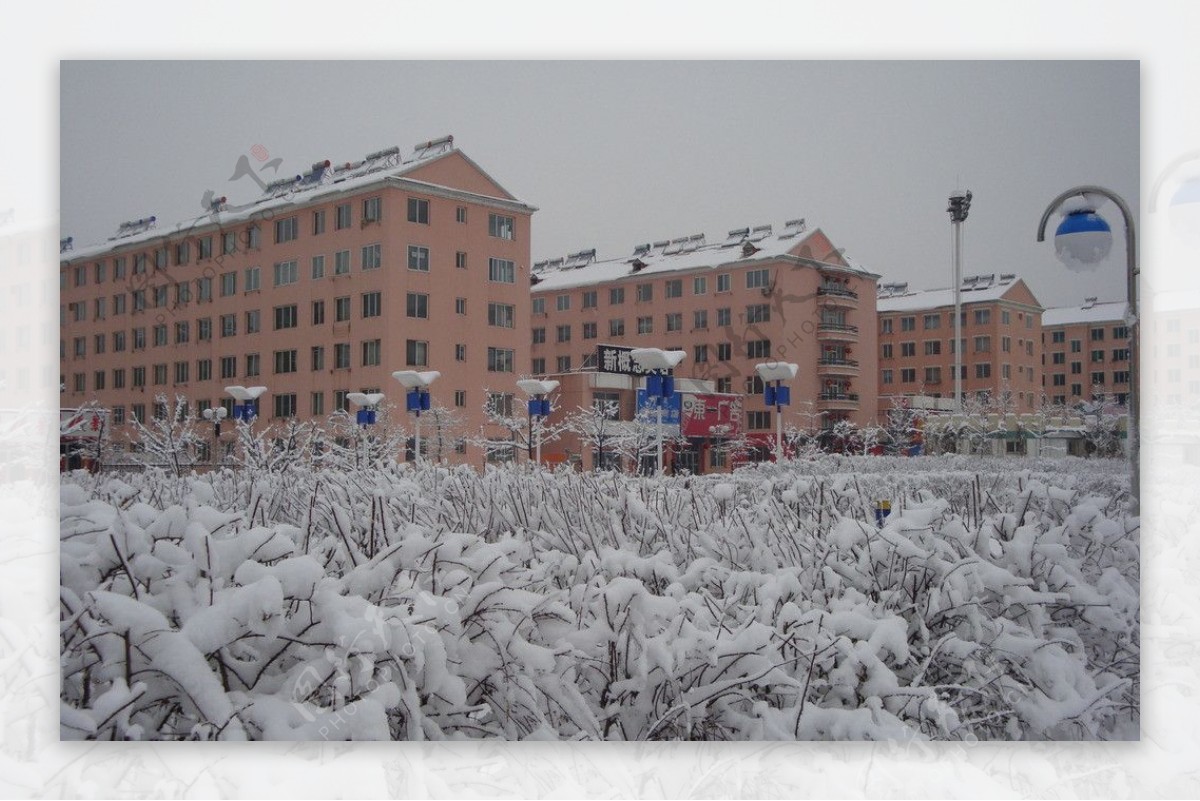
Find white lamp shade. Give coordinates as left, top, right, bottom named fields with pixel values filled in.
left=202, top=407, right=228, bottom=421
left=755, top=362, right=799, bottom=382
left=516, top=379, right=560, bottom=396
left=1054, top=208, right=1113, bottom=272
left=347, top=392, right=386, bottom=407
left=392, top=370, right=441, bottom=388
left=630, top=348, right=687, bottom=371
left=225, top=385, right=268, bottom=402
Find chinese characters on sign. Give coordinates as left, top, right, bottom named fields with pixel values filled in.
left=596, top=344, right=670, bottom=376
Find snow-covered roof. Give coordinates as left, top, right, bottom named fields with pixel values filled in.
left=64, top=136, right=528, bottom=263
left=1042, top=299, right=1127, bottom=327
left=531, top=220, right=874, bottom=292
left=876, top=273, right=1028, bottom=313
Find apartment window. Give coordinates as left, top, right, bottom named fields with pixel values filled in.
left=334, top=343, right=351, bottom=369
left=1071, top=340, right=1082, bottom=353
left=974, top=309, right=991, bottom=325
left=153, top=364, right=167, bottom=385
left=153, top=324, right=168, bottom=347
left=1091, top=371, right=1106, bottom=386
left=694, top=344, right=709, bottom=363
left=133, top=254, right=147, bottom=275
left=1001, top=364, right=1012, bottom=380
left=1053, top=374, right=1066, bottom=386
left=152, top=248, right=167, bottom=270
left=408, top=198, right=429, bottom=224
left=747, top=411, right=772, bottom=430
left=1113, top=370, right=1130, bottom=385
left=901, top=368, right=917, bottom=383
left=488, top=258, right=515, bottom=283
left=975, top=363, right=991, bottom=379
left=1112, top=348, right=1129, bottom=362
left=582, top=290, right=598, bottom=309
left=311, top=346, right=324, bottom=371
left=215, top=231, right=234, bottom=257
left=73, top=336, right=86, bottom=357
left=407, top=246, right=430, bottom=272
left=923, top=314, right=940, bottom=330
left=746, top=269, right=770, bottom=290
left=532, top=297, right=545, bottom=315
left=173, top=361, right=189, bottom=384
left=112, top=257, right=126, bottom=279
left=273, top=394, right=297, bottom=419
left=576, top=322, right=596, bottom=341
left=313, top=209, right=326, bottom=236
left=610, top=287, right=625, bottom=305
left=1002, top=336, right=1012, bottom=353
left=901, top=316, right=916, bottom=332
left=456, top=206, right=467, bottom=224
left=900, top=342, right=915, bottom=357
left=310, top=391, right=325, bottom=416
left=881, top=369, right=893, bottom=385
left=693, top=276, right=707, bottom=295
left=454, top=297, right=467, bottom=316
left=1071, top=361, right=1082, bottom=375
left=245, top=310, right=261, bottom=334
left=362, top=339, right=382, bottom=367
left=335, top=250, right=351, bottom=275
left=637, top=316, right=653, bottom=335
left=272, top=260, right=297, bottom=287
left=488, top=213, right=514, bottom=240
left=406, top=293, right=428, bottom=319
left=114, top=331, right=127, bottom=351
left=336, top=203, right=352, bottom=230
left=694, top=310, right=708, bottom=330
left=153, top=286, right=168, bottom=308
left=133, top=327, right=146, bottom=349
left=312, top=300, right=325, bottom=325
left=747, top=339, right=771, bottom=358
left=1050, top=330, right=1065, bottom=344
left=717, top=343, right=731, bottom=361
left=489, top=302, right=515, bottom=328
left=1071, top=383, right=1083, bottom=396
left=556, top=295, right=571, bottom=312
left=398, top=338, right=426, bottom=367
left=245, top=353, right=261, bottom=377
left=556, top=356, right=572, bottom=372
left=531, top=357, right=546, bottom=374
left=274, top=304, right=298, bottom=330
left=532, top=327, right=546, bottom=344
left=1001, top=310, right=1012, bottom=325
left=1091, top=349, right=1105, bottom=362
left=355, top=291, right=380, bottom=319
left=113, top=294, right=127, bottom=315
left=361, top=196, right=382, bottom=223
left=176, top=283, right=191, bottom=305
left=1052, top=352, right=1065, bottom=365
left=636, top=283, right=653, bottom=303
left=1113, top=325, right=1129, bottom=339
left=332, top=390, right=350, bottom=413
left=716, top=274, right=731, bottom=293
left=746, top=304, right=770, bottom=324
left=197, top=359, right=211, bottom=381
left=487, top=347, right=514, bottom=372
left=556, top=324, right=572, bottom=343
left=196, top=277, right=212, bottom=302
left=113, top=369, right=126, bottom=389
left=666, top=313, right=683, bottom=332
left=361, top=243, right=382, bottom=271
left=219, top=357, right=236, bottom=379
left=609, top=319, right=625, bottom=337
left=714, top=308, right=730, bottom=328
left=335, top=296, right=351, bottom=322
left=881, top=318, right=893, bottom=334
left=175, top=321, right=189, bottom=344
left=274, top=216, right=298, bottom=244
left=132, top=366, right=146, bottom=387
left=455, top=344, right=467, bottom=361
left=244, top=266, right=261, bottom=292
left=665, top=279, right=683, bottom=299
left=974, top=336, right=991, bottom=353
left=1090, top=327, right=1105, bottom=341
left=924, top=341, right=941, bottom=356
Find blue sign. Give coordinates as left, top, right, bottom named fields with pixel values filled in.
left=406, top=390, right=431, bottom=412
left=636, top=389, right=681, bottom=424
left=528, top=398, right=551, bottom=418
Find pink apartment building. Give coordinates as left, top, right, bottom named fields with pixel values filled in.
left=528, top=220, right=880, bottom=469
left=59, top=136, right=536, bottom=465
left=876, top=274, right=1044, bottom=417
left=1040, top=298, right=1132, bottom=406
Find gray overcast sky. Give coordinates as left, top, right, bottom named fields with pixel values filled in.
left=60, top=60, right=1137, bottom=309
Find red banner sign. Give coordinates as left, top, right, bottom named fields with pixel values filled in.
left=681, top=393, right=743, bottom=438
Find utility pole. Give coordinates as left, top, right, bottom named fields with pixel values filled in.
left=947, top=190, right=972, bottom=412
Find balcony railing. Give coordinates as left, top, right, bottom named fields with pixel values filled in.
left=817, top=321, right=859, bottom=333
left=816, top=357, right=859, bottom=368
left=817, top=285, right=859, bottom=299
left=818, top=392, right=860, bottom=402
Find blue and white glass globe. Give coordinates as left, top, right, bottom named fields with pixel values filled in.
left=1054, top=204, right=1113, bottom=273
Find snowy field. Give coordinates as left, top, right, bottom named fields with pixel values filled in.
left=59, top=455, right=1138, bottom=741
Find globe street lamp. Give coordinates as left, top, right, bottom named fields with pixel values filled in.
left=1037, top=186, right=1138, bottom=513
left=756, top=361, right=799, bottom=463
left=201, top=406, right=227, bottom=464
left=347, top=392, right=385, bottom=468
left=947, top=189, right=972, bottom=411
left=392, top=370, right=440, bottom=464
left=630, top=348, right=687, bottom=475
left=517, top=378, right=560, bottom=468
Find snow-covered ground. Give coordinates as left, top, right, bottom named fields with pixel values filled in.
left=59, top=455, right=1138, bottom=741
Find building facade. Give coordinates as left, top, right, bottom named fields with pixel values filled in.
left=528, top=220, right=881, bottom=465
left=1040, top=298, right=1132, bottom=406
left=59, top=137, right=536, bottom=465
left=876, top=274, right=1044, bottom=417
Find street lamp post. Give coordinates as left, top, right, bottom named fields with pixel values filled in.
left=756, top=362, right=799, bottom=463
left=947, top=189, right=972, bottom=412
left=392, top=371, right=440, bottom=464
left=1037, top=186, right=1138, bottom=513
left=347, top=392, right=385, bottom=468
left=630, top=348, right=687, bottom=475
left=201, top=406, right=227, bottom=464
left=222, top=385, right=267, bottom=465
left=516, top=379, right=560, bottom=468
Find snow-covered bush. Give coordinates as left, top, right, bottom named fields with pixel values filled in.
left=60, top=455, right=1138, bottom=741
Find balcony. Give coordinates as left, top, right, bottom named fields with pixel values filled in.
left=816, top=357, right=860, bottom=377
left=817, top=285, right=859, bottom=308
left=817, top=392, right=860, bottom=410
left=817, top=321, right=859, bottom=342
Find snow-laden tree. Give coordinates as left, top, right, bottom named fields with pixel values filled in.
left=471, top=388, right=570, bottom=464
left=564, top=400, right=625, bottom=470
left=612, top=405, right=689, bottom=474
left=316, top=405, right=410, bottom=470
left=127, top=394, right=205, bottom=476
left=421, top=404, right=467, bottom=464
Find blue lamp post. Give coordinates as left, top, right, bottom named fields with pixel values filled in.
left=347, top=392, right=385, bottom=467
left=391, top=371, right=440, bottom=464
left=517, top=378, right=560, bottom=467
left=1037, top=186, right=1138, bottom=513
left=630, top=348, right=687, bottom=474
left=756, top=362, right=799, bottom=462
left=225, top=385, right=267, bottom=422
